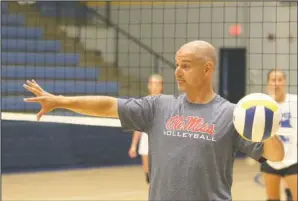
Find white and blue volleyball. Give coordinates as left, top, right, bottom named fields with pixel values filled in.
left=233, top=93, right=282, bottom=142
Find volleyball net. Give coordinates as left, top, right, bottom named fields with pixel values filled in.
left=2, top=1, right=297, bottom=117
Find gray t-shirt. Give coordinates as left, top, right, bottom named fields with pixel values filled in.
left=117, top=94, right=264, bottom=201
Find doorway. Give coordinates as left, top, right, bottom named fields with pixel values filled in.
left=219, top=48, right=246, bottom=104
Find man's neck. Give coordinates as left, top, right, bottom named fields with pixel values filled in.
left=186, top=86, right=216, bottom=104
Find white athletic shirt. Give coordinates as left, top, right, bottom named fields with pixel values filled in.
left=267, top=93, right=297, bottom=169
left=138, top=132, right=149, bottom=155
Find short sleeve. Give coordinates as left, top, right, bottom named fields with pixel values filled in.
left=117, top=95, right=159, bottom=133
left=233, top=127, right=264, bottom=160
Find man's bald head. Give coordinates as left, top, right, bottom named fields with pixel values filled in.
left=176, top=40, right=217, bottom=66
left=175, top=40, right=216, bottom=93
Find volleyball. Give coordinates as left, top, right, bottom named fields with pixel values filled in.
left=233, top=93, right=282, bottom=142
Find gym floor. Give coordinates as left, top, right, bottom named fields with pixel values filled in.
left=2, top=159, right=279, bottom=200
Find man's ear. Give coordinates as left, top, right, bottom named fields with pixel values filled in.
left=204, top=62, right=213, bottom=73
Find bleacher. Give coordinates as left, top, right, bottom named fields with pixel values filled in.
left=1, top=2, right=119, bottom=113
left=2, top=39, right=61, bottom=52
left=36, top=1, right=93, bottom=19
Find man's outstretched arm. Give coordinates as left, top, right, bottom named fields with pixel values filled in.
left=24, top=95, right=119, bottom=119
left=23, top=80, right=119, bottom=120
left=54, top=96, right=118, bottom=118
left=23, top=80, right=157, bottom=134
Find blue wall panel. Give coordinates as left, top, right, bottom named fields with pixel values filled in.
left=2, top=120, right=140, bottom=173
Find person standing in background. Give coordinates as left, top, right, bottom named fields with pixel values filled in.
left=260, top=69, right=297, bottom=201
left=128, top=74, right=164, bottom=184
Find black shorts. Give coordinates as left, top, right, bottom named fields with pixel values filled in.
left=260, top=162, right=298, bottom=177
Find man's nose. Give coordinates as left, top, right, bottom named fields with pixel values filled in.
left=175, top=68, right=183, bottom=77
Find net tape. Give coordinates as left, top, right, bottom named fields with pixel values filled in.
left=1, top=112, right=121, bottom=127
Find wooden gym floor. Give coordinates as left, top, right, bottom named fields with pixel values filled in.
left=2, top=159, right=276, bottom=201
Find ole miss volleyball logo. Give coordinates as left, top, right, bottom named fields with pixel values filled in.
left=163, top=115, right=216, bottom=141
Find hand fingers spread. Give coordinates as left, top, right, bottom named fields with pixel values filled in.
left=23, top=97, right=44, bottom=102
left=26, top=80, right=35, bottom=87
left=26, top=80, right=42, bottom=92
left=37, top=110, right=44, bottom=121
left=31, top=79, right=43, bottom=91
left=23, top=84, right=41, bottom=96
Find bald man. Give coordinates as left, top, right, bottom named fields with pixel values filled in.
left=23, top=40, right=284, bottom=201
left=128, top=74, right=164, bottom=184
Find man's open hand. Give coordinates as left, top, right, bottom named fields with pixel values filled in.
left=23, top=80, right=58, bottom=120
